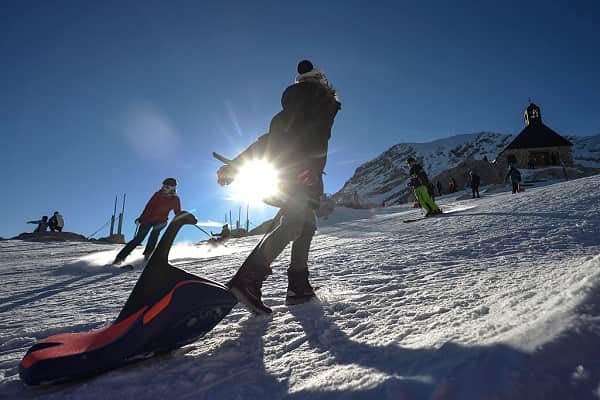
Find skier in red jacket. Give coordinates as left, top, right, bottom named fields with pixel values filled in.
left=113, top=178, right=181, bottom=265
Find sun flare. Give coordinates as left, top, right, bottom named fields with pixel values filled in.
left=229, top=159, right=279, bottom=205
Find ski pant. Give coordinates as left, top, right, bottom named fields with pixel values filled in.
left=472, top=184, right=480, bottom=198
left=115, top=221, right=167, bottom=261
left=414, top=185, right=440, bottom=214
left=241, top=196, right=317, bottom=284
left=512, top=182, right=520, bottom=194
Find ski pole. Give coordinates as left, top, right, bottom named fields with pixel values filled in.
left=193, top=224, right=213, bottom=238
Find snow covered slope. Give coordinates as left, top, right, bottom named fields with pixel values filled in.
left=2, top=176, right=600, bottom=399
left=337, top=132, right=600, bottom=205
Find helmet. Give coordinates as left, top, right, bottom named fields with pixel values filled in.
left=162, top=178, right=177, bottom=186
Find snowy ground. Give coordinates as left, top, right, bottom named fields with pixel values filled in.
left=2, top=176, right=600, bottom=399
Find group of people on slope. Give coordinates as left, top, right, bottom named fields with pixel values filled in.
left=413, top=161, right=524, bottom=204
left=27, top=211, right=64, bottom=233
left=101, top=59, right=529, bottom=317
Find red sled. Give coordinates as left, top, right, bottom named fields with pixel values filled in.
left=19, top=212, right=237, bottom=385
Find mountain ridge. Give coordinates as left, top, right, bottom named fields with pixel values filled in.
left=335, top=132, right=600, bottom=206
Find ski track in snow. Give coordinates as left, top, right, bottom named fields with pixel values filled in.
left=2, top=176, right=600, bottom=399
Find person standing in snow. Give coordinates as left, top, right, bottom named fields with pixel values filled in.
left=448, top=176, right=456, bottom=193
left=48, top=211, right=64, bottom=232
left=469, top=171, right=481, bottom=198
left=27, top=216, right=49, bottom=233
left=436, top=181, right=443, bottom=196
left=407, top=157, right=441, bottom=217
left=505, top=165, right=522, bottom=194
left=113, top=178, right=181, bottom=265
left=217, top=59, right=341, bottom=314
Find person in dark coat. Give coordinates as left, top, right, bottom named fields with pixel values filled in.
left=469, top=171, right=481, bottom=198
left=448, top=177, right=456, bottom=193
left=48, top=211, right=64, bottom=232
left=27, top=216, right=49, bottom=233
left=217, top=60, right=341, bottom=314
left=113, top=178, right=181, bottom=264
left=436, top=181, right=443, bottom=196
left=505, top=165, right=522, bottom=194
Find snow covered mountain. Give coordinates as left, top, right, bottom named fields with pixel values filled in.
left=2, top=176, right=600, bottom=399
left=336, top=132, right=600, bottom=206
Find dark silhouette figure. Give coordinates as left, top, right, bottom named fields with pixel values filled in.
left=27, top=216, right=49, bottom=233
left=217, top=59, right=341, bottom=314
left=505, top=165, right=522, bottom=194
left=436, top=181, right=443, bottom=196
left=48, top=211, right=64, bottom=232
left=448, top=177, right=457, bottom=193
left=469, top=171, right=481, bottom=198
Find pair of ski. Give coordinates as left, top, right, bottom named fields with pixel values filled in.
left=403, top=212, right=445, bottom=223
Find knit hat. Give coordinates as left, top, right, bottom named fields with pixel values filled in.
left=163, top=178, right=177, bottom=186
left=407, top=157, right=416, bottom=163
left=297, top=60, right=314, bottom=75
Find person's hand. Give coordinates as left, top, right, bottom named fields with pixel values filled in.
left=135, top=218, right=140, bottom=225
left=217, top=165, right=235, bottom=186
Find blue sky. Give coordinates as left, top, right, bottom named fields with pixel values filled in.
left=2, top=0, right=599, bottom=241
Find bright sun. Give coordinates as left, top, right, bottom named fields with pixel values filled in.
left=229, top=159, right=280, bottom=205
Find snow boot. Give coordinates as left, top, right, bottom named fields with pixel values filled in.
left=286, top=269, right=316, bottom=306
left=227, top=264, right=272, bottom=315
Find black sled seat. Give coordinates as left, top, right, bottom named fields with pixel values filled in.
left=20, top=211, right=237, bottom=385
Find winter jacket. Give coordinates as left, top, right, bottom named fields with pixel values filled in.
left=49, top=214, right=64, bottom=229
left=138, top=192, right=181, bottom=224
left=232, top=80, right=341, bottom=204
left=470, top=174, right=481, bottom=187
left=506, top=168, right=522, bottom=184
left=408, top=163, right=429, bottom=188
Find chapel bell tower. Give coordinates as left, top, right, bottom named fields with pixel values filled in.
left=524, top=102, right=542, bottom=127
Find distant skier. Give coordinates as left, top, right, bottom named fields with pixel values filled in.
left=436, top=181, right=443, bottom=196
left=448, top=177, right=456, bottom=193
left=217, top=59, right=341, bottom=314
left=505, top=165, right=522, bottom=194
left=27, top=216, right=49, bottom=233
left=48, top=211, right=64, bottom=232
left=113, top=178, right=181, bottom=265
left=407, top=157, right=441, bottom=217
left=469, top=171, right=481, bottom=198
